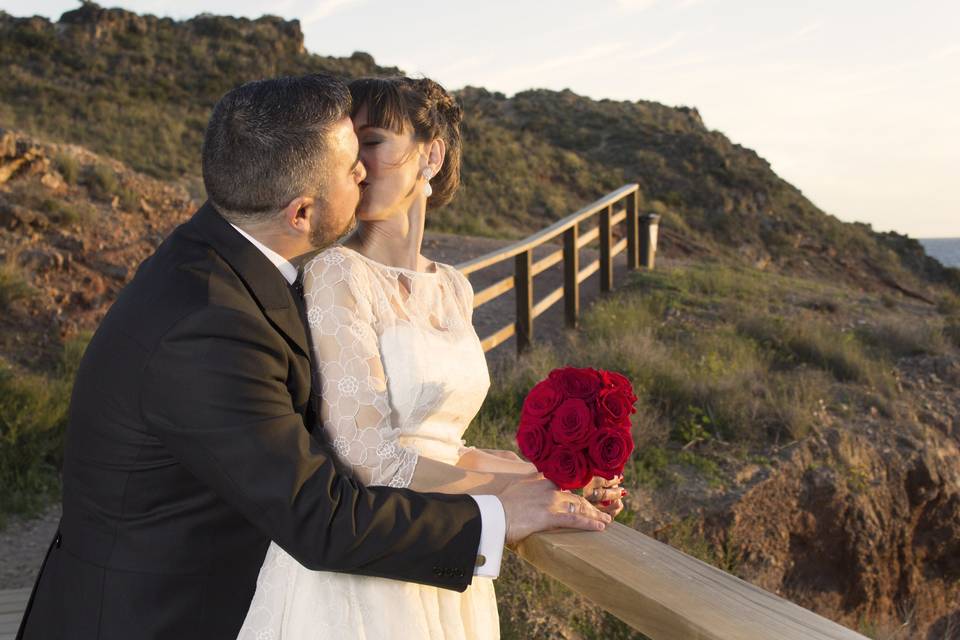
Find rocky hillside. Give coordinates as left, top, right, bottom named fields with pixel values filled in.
left=0, top=129, right=194, bottom=368
left=1, top=4, right=956, bottom=299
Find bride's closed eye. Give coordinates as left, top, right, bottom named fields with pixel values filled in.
left=360, top=134, right=385, bottom=146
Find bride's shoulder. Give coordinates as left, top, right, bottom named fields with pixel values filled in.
left=437, top=261, right=470, bottom=288
left=437, top=263, right=475, bottom=313
left=302, top=245, right=369, bottom=288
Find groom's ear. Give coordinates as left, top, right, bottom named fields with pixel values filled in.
left=281, top=196, right=316, bottom=237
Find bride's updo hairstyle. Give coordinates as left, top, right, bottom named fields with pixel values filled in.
left=349, top=77, right=463, bottom=208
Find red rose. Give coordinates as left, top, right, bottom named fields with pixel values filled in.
left=588, top=427, right=635, bottom=479
left=520, top=379, right=563, bottom=424
left=596, top=388, right=634, bottom=429
left=548, top=367, right=603, bottom=401
left=516, top=419, right=553, bottom=463
left=601, top=370, right=637, bottom=405
left=543, top=446, right=592, bottom=490
left=548, top=398, right=595, bottom=447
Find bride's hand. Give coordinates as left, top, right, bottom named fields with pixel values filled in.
left=581, top=474, right=625, bottom=519
left=457, top=448, right=538, bottom=475
left=478, top=448, right=524, bottom=463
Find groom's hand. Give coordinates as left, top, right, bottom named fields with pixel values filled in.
left=498, top=476, right=612, bottom=545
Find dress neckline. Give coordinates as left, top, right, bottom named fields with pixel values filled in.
left=339, top=245, right=442, bottom=277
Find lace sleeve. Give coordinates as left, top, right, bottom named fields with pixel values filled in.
left=301, top=249, right=419, bottom=488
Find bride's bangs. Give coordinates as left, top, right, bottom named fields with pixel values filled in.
left=349, top=78, right=408, bottom=135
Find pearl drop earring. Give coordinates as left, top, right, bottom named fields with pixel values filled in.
left=422, top=167, right=434, bottom=198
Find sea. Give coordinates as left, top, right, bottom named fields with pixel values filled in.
left=920, top=238, right=960, bottom=268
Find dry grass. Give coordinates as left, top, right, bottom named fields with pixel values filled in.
left=0, top=259, right=34, bottom=309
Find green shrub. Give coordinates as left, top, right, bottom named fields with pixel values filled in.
left=944, top=320, right=960, bottom=349
left=631, top=446, right=673, bottom=488
left=54, top=152, right=79, bottom=185
left=659, top=516, right=740, bottom=572
left=757, top=369, right=830, bottom=441
left=787, top=324, right=869, bottom=382
left=84, top=162, right=119, bottom=200
left=0, top=365, right=70, bottom=522
left=82, top=163, right=139, bottom=209
left=937, top=294, right=960, bottom=316
left=856, top=318, right=947, bottom=358
left=675, top=450, right=724, bottom=487
left=0, top=260, right=34, bottom=309
left=0, top=333, right=91, bottom=525
left=671, top=405, right=713, bottom=445
left=39, top=197, right=98, bottom=226
left=738, top=315, right=886, bottom=387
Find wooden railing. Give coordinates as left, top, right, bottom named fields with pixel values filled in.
left=455, top=184, right=661, bottom=354
left=516, top=524, right=868, bottom=640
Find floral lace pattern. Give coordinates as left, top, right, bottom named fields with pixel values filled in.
left=237, top=245, right=497, bottom=639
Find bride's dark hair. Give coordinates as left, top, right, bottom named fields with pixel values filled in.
left=348, top=76, right=463, bottom=208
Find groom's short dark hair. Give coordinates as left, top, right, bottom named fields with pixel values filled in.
left=202, top=74, right=352, bottom=223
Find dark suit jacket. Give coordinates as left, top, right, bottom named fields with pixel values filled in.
left=17, top=203, right=482, bottom=639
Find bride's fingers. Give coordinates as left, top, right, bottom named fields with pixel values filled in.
left=587, top=486, right=626, bottom=503
left=597, top=498, right=624, bottom=518
left=600, top=474, right=624, bottom=488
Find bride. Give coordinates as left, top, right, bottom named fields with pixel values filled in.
left=237, top=76, right=624, bottom=639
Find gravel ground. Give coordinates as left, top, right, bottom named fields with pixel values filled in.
left=0, top=505, right=59, bottom=589
left=1, top=231, right=656, bottom=587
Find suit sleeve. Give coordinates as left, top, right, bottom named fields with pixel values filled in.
left=139, top=305, right=481, bottom=591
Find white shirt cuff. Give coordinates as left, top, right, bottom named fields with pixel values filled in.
left=469, top=494, right=505, bottom=578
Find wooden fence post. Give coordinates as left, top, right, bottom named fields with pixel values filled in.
left=640, top=213, right=661, bottom=270
left=626, top=190, right=639, bottom=270
left=563, top=224, right=580, bottom=330
left=599, top=205, right=613, bottom=292
left=515, top=250, right=533, bottom=354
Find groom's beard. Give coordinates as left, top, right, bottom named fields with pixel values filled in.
left=335, top=213, right=358, bottom=244
left=310, top=207, right=358, bottom=252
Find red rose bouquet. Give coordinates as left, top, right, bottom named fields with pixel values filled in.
left=516, top=367, right=637, bottom=490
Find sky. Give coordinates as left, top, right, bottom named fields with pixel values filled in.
left=5, top=0, right=959, bottom=238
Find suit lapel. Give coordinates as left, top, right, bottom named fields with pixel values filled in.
left=189, top=202, right=310, bottom=358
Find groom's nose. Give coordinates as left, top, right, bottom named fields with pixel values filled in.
left=357, top=161, right=367, bottom=184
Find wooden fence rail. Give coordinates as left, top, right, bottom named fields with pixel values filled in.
left=455, top=184, right=661, bottom=353
left=516, top=524, right=868, bottom=640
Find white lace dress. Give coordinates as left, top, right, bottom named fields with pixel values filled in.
left=237, top=245, right=497, bottom=639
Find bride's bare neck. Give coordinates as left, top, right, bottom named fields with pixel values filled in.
left=345, top=201, right=430, bottom=272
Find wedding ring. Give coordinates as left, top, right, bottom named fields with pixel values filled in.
left=591, top=487, right=602, bottom=501
left=567, top=502, right=577, bottom=514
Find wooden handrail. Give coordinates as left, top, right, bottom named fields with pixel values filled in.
left=516, top=524, right=868, bottom=640
left=456, top=184, right=658, bottom=354
left=457, top=184, right=640, bottom=276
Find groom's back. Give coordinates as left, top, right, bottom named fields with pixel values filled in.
left=18, top=207, right=307, bottom=639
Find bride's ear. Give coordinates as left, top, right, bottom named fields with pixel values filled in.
left=425, top=138, right=445, bottom=177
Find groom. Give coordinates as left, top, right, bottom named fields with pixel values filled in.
left=17, top=74, right=609, bottom=639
